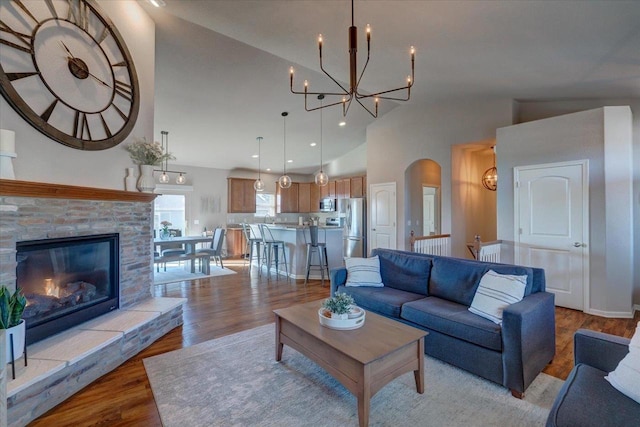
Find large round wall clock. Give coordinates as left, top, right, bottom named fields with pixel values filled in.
left=0, top=0, right=139, bottom=150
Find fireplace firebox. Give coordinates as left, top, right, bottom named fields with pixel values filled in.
left=16, top=233, right=120, bottom=345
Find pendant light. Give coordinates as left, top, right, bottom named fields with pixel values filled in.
left=481, top=146, right=498, bottom=191
left=254, top=137, right=265, bottom=192
left=278, top=112, right=292, bottom=189
left=315, top=95, right=329, bottom=186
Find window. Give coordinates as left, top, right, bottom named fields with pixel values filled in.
left=154, top=194, right=186, bottom=236
left=255, top=193, right=275, bottom=217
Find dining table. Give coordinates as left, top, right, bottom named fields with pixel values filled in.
left=154, top=235, right=213, bottom=273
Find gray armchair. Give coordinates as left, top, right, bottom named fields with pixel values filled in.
left=546, top=329, right=640, bottom=426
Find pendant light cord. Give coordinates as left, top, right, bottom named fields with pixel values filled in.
left=283, top=113, right=287, bottom=175
left=319, top=98, right=323, bottom=171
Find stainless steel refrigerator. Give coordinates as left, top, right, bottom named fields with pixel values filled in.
left=341, top=198, right=366, bottom=258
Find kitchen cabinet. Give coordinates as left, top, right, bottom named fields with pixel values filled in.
left=319, top=180, right=336, bottom=199
left=227, top=178, right=256, bottom=213
left=337, top=178, right=351, bottom=200
left=277, top=182, right=299, bottom=213
left=350, top=176, right=364, bottom=198
left=225, top=227, right=245, bottom=258
left=310, top=183, right=320, bottom=212
left=298, top=183, right=311, bottom=213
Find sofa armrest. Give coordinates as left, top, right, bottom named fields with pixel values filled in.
left=502, top=291, right=556, bottom=394
left=574, top=329, right=630, bottom=372
left=330, top=267, right=347, bottom=296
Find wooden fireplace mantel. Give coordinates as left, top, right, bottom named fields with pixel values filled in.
left=0, top=179, right=157, bottom=202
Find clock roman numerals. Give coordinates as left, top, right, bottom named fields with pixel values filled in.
left=0, top=20, right=34, bottom=54
left=114, top=80, right=133, bottom=102
left=6, top=72, right=39, bottom=81
left=40, top=99, right=59, bottom=122
left=44, top=0, right=58, bottom=19
left=99, top=113, right=112, bottom=138
left=67, top=0, right=90, bottom=32
left=12, top=0, right=38, bottom=25
left=74, top=111, right=92, bottom=141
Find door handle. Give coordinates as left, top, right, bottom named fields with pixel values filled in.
left=573, top=242, right=583, bottom=248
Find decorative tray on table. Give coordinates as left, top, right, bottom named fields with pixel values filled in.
left=318, top=306, right=366, bottom=330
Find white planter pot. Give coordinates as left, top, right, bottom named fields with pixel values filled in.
left=5, top=319, right=26, bottom=362
left=137, top=164, right=156, bottom=193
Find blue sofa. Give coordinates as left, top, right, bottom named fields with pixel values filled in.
left=546, top=329, right=640, bottom=426
left=330, top=248, right=556, bottom=397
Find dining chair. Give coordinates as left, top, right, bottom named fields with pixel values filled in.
left=259, top=224, right=289, bottom=280
left=160, top=229, right=185, bottom=271
left=197, top=227, right=225, bottom=270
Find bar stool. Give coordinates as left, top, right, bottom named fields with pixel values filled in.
left=241, top=223, right=261, bottom=270
left=259, top=224, right=289, bottom=280
left=303, top=225, right=329, bottom=285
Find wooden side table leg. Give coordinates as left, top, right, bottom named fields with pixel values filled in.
left=414, top=338, right=425, bottom=394
left=357, top=364, right=371, bottom=427
left=275, top=315, right=283, bottom=361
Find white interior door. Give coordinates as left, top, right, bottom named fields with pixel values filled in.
left=369, top=182, right=397, bottom=251
left=423, top=193, right=435, bottom=235
left=514, top=160, right=589, bottom=310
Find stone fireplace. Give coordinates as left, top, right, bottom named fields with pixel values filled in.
left=0, top=180, right=186, bottom=427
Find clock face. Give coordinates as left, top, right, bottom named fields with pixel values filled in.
left=0, top=0, right=140, bottom=150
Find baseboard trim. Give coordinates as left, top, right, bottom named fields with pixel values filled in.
left=585, top=307, right=634, bottom=319
left=634, top=304, right=640, bottom=314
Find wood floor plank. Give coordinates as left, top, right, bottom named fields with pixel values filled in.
left=27, top=263, right=639, bottom=426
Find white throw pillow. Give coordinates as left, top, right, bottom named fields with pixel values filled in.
left=468, top=269, right=527, bottom=324
left=345, top=256, right=383, bottom=287
left=605, top=322, right=640, bottom=404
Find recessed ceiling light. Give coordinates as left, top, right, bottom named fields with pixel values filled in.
left=266, top=168, right=271, bottom=171
left=287, top=160, right=293, bottom=163
left=310, top=142, right=317, bottom=147
left=148, top=0, right=166, bottom=7
left=251, top=154, right=259, bottom=158
left=339, top=121, right=346, bottom=127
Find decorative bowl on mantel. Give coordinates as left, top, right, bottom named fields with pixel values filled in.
left=318, top=306, right=366, bottom=330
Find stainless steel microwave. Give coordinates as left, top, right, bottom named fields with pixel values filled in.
left=319, top=198, right=337, bottom=212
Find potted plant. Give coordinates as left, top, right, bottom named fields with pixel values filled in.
left=159, top=221, right=172, bottom=240
left=124, top=137, right=174, bottom=193
left=0, top=285, right=27, bottom=362
left=321, top=292, right=355, bottom=320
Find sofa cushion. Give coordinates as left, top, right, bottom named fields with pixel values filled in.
left=605, top=322, right=640, bottom=404
left=335, top=285, right=424, bottom=319
left=429, top=257, right=534, bottom=306
left=547, top=363, right=640, bottom=427
left=468, top=270, right=527, bottom=324
left=345, top=256, right=383, bottom=287
left=401, top=297, right=503, bottom=351
left=373, top=248, right=432, bottom=295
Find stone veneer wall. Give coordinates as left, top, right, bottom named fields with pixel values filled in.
left=0, top=196, right=154, bottom=306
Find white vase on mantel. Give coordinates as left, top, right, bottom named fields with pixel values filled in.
left=125, top=167, right=137, bottom=192
left=137, top=164, right=156, bottom=193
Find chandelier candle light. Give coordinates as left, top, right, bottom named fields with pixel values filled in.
left=315, top=95, right=328, bottom=186
left=289, top=0, right=415, bottom=117
left=254, top=137, right=265, bottom=192
left=156, top=131, right=187, bottom=185
left=278, top=112, right=292, bottom=189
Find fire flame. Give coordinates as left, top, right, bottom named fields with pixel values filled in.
left=44, top=278, right=60, bottom=298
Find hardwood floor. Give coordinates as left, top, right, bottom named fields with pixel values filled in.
left=29, top=263, right=639, bottom=426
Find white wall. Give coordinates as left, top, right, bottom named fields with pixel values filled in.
left=324, top=143, right=367, bottom=178
left=366, top=99, right=513, bottom=253
left=0, top=1, right=155, bottom=190
left=497, top=107, right=635, bottom=315
left=515, top=99, right=640, bottom=308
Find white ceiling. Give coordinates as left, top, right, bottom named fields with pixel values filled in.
left=141, top=0, right=640, bottom=174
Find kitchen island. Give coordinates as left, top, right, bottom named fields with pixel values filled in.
left=250, top=224, right=344, bottom=280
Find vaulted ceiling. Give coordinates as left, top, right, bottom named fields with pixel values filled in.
left=142, top=0, right=640, bottom=174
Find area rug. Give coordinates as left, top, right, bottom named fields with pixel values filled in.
left=144, top=324, right=564, bottom=427
left=153, top=264, right=236, bottom=285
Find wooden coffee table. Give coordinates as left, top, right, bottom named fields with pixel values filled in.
left=274, top=300, right=427, bottom=427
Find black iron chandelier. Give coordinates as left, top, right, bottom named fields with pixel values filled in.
left=289, top=0, right=415, bottom=118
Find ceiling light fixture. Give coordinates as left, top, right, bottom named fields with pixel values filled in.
left=315, top=95, right=329, bottom=187
left=154, top=131, right=186, bottom=185
left=289, top=0, right=414, bottom=118
left=254, top=137, right=265, bottom=192
left=482, top=146, right=498, bottom=191
left=278, top=112, right=292, bottom=189
left=339, top=121, right=346, bottom=127
left=148, top=0, right=166, bottom=8
left=310, top=142, right=317, bottom=147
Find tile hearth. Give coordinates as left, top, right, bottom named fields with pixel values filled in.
left=7, top=297, right=185, bottom=427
